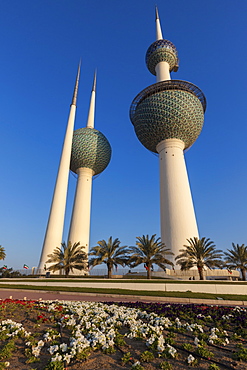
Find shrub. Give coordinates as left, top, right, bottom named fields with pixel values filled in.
left=45, top=361, right=64, bottom=370
left=121, top=352, right=132, bottom=365
left=160, top=361, right=173, bottom=369
left=233, top=344, right=247, bottom=361
left=208, top=364, right=220, bottom=370
left=140, top=350, right=155, bottom=362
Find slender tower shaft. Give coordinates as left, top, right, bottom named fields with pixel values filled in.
left=38, top=65, right=80, bottom=271
left=68, top=167, right=94, bottom=251
left=68, top=73, right=96, bottom=253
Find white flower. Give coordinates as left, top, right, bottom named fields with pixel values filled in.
left=32, top=347, right=41, bottom=357
left=157, top=335, right=165, bottom=352
left=167, top=344, right=177, bottom=358
left=187, top=354, right=195, bottom=364
left=60, top=343, right=68, bottom=352
left=175, top=317, right=182, bottom=328
left=223, top=337, right=229, bottom=346
left=37, top=340, right=45, bottom=348
left=194, top=336, right=199, bottom=347
left=63, top=353, right=72, bottom=364
left=51, top=353, right=62, bottom=362
left=70, top=347, right=76, bottom=357
left=132, top=361, right=141, bottom=368
left=43, top=332, right=51, bottom=341
left=48, top=344, right=59, bottom=355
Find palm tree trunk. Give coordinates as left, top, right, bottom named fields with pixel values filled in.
left=198, top=266, right=204, bottom=280
left=146, top=264, right=152, bottom=279
left=241, top=268, right=246, bottom=281
left=108, top=265, right=112, bottom=279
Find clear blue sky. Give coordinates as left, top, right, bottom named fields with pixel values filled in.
left=0, top=0, right=247, bottom=270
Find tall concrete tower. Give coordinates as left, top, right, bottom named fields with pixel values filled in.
left=130, top=9, right=206, bottom=265
left=68, top=73, right=111, bottom=254
left=38, top=65, right=80, bottom=272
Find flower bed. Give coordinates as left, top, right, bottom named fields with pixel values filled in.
left=0, top=298, right=247, bottom=369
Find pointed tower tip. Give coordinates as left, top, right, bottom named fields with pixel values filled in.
left=155, top=6, right=159, bottom=20
left=71, top=61, right=81, bottom=106
left=92, top=69, right=97, bottom=92
left=155, top=6, right=163, bottom=40
left=78, top=59, right=81, bottom=76
left=86, top=71, right=96, bottom=128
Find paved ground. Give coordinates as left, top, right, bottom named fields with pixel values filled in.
left=0, top=288, right=141, bottom=302
left=0, top=288, right=246, bottom=306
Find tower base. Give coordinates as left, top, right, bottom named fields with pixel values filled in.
left=157, top=139, right=199, bottom=265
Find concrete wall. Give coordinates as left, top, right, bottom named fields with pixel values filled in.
left=152, top=269, right=240, bottom=280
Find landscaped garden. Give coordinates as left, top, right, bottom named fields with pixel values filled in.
left=0, top=298, right=247, bottom=369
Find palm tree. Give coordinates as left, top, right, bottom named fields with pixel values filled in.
left=46, top=241, right=87, bottom=277
left=175, top=237, right=223, bottom=280
left=224, top=243, right=247, bottom=281
left=0, top=246, right=6, bottom=261
left=89, top=237, right=130, bottom=278
left=128, top=234, right=173, bottom=279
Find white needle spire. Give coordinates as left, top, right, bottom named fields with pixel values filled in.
left=155, top=6, right=163, bottom=40
left=37, top=63, right=80, bottom=272
left=86, top=70, right=97, bottom=128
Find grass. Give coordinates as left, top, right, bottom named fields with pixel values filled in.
left=0, top=283, right=247, bottom=301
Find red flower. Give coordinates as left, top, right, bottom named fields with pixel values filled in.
left=37, top=314, right=48, bottom=322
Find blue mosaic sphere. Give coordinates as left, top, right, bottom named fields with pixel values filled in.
left=70, top=127, right=111, bottom=175
left=130, top=80, right=206, bottom=153
left=146, top=39, right=179, bottom=75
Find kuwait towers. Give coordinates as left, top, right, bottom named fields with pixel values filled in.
left=130, top=9, right=206, bottom=265
left=38, top=68, right=111, bottom=272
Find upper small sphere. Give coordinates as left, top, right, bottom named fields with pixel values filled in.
left=70, top=127, right=111, bottom=175
left=146, top=39, right=179, bottom=75
left=130, top=80, right=206, bottom=153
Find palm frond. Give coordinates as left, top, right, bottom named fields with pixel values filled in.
left=128, top=234, right=174, bottom=277
left=175, top=237, right=224, bottom=279
left=46, top=241, right=87, bottom=276
left=88, top=237, right=130, bottom=278
left=224, top=243, right=247, bottom=280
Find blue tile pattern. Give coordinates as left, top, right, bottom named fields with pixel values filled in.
left=130, top=81, right=205, bottom=153
left=146, top=39, right=179, bottom=75
left=70, top=127, right=111, bottom=175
